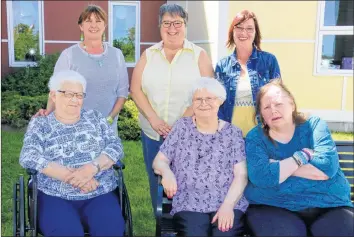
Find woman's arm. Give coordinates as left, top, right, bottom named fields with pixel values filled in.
left=292, top=164, right=329, bottom=180
left=198, top=49, right=214, bottom=77
left=270, top=54, right=281, bottom=79
left=222, top=161, right=248, bottom=207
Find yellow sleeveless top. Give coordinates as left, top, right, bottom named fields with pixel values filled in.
left=231, top=70, right=256, bottom=137
left=139, top=39, right=202, bottom=141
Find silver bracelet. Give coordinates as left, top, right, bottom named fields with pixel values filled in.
left=91, top=160, right=101, bottom=173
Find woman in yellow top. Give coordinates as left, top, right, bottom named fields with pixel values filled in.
left=215, top=10, right=281, bottom=137
left=130, top=3, right=214, bottom=213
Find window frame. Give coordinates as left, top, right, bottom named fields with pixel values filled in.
left=108, top=1, right=141, bottom=67
left=314, top=1, right=354, bottom=76
left=6, top=1, right=44, bottom=67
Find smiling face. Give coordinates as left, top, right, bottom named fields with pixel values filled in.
left=51, top=81, right=84, bottom=119
left=192, top=89, right=223, bottom=119
left=160, top=13, right=186, bottom=48
left=233, top=18, right=256, bottom=49
left=260, top=85, right=295, bottom=130
left=79, top=13, right=106, bottom=41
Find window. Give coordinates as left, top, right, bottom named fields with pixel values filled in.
left=109, top=1, right=140, bottom=67
left=6, top=1, right=44, bottom=67
left=315, top=1, right=353, bottom=76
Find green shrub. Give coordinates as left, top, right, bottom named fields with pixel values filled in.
left=1, top=93, right=48, bottom=128
left=118, top=98, right=141, bottom=140
left=1, top=53, right=60, bottom=96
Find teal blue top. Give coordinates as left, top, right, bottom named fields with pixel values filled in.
left=244, top=116, right=353, bottom=211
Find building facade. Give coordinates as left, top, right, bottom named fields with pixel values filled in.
left=1, top=1, right=353, bottom=130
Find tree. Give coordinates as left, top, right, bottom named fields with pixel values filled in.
left=113, top=26, right=136, bottom=62
left=13, top=23, right=40, bottom=61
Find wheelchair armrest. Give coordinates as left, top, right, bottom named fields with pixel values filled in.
left=113, top=160, right=125, bottom=170
left=26, top=169, right=38, bottom=176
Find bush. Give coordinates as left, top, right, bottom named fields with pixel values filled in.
left=1, top=93, right=48, bottom=128
left=1, top=53, right=60, bottom=96
left=118, top=98, right=141, bottom=141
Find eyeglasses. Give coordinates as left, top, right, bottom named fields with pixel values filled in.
left=193, top=97, right=218, bottom=105
left=234, top=25, right=255, bottom=33
left=161, top=20, right=184, bottom=28
left=57, top=90, right=86, bottom=99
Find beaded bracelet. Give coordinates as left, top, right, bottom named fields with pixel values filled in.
left=302, top=149, right=312, bottom=161
left=293, top=151, right=309, bottom=166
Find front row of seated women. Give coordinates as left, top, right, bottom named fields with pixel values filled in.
left=20, top=70, right=353, bottom=236
left=153, top=78, right=353, bottom=236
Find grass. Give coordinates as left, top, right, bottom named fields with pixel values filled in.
left=1, top=131, right=353, bottom=236
left=1, top=131, right=154, bottom=236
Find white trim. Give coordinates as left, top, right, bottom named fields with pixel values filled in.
left=6, top=1, right=44, bottom=67
left=45, top=40, right=80, bottom=44
left=261, top=39, right=315, bottom=43
left=108, top=1, right=140, bottom=65
left=140, top=42, right=158, bottom=45
left=191, top=40, right=215, bottom=44
left=314, top=1, right=353, bottom=76
left=217, top=1, right=229, bottom=62
left=341, top=77, right=348, bottom=110
left=1, top=39, right=8, bottom=43
left=300, top=109, right=353, bottom=123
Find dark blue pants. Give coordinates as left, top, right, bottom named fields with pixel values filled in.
left=141, top=130, right=164, bottom=216
left=173, top=210, right=245, bottom=236
left=246, top=204, right=354, bottom=236
left=38, top=191, right=125, bottom=236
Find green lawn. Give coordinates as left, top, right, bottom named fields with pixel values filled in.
left=1, top=131, right=353, bottom=236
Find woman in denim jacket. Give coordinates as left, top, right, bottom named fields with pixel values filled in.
left=215, top=10, right=281, bottom=137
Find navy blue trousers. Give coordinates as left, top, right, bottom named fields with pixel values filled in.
left=38, top=190, right=125, bottom=236
left=173, top=210, right=245, bottom=236
left=141, top=130, right=164, bottom=216
left=246, top=204, right=354, bottom=236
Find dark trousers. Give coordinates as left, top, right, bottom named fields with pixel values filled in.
left=246, top=204, right=354, bottom=236
left=173, top=210, right=245, bottom=236
left=38, top=191, right=125, bottom=236
left=141, top=130, right=164, bottom=216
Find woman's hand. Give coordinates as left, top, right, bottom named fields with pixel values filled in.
left=149, top=115, right=171, bottom=138
left=80, top=178, right=100, bottom=193
left=161, top=170, right=177, bottom=198
left=64, top=163, right=97, bottom=188
left=32, top=108, right=50, bottom=118
left=211, top=202, right=234, bottom=232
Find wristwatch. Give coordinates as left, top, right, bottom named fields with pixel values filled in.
left=106, top=116, right=114, bottom=125
left=91, top=160, right=101, bottom=173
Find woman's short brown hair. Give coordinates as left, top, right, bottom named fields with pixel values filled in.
left=255, top=78, right=307, bottom=140
left=78, top=4, right=107, bottom=25
left=226, top=10, right=262, bottom=50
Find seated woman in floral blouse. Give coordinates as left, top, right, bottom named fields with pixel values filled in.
left=152, top=77, right=249, bottom=236
left=19, top=70, right=125, bottom=236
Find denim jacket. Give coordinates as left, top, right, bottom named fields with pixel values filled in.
left=215, top=46, right=281, bottom=123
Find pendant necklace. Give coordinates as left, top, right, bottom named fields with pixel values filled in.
left=82, top=42, right=105, bottom=67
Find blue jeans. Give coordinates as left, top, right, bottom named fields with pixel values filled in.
left=38, top=191, right=125, bottom=236
left=141, top=130, right=164, bottom=216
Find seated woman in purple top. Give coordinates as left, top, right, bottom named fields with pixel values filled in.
left=152, top=77, right=249, bottom=236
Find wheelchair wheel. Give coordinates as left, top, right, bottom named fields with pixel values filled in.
left=122, top=183, right=133, bottom=237
left=13, top=176, right=26, bottom=237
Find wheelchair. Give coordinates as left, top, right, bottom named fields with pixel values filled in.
left=13, top=161, right=133, bottom=237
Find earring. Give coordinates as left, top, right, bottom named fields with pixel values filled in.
left=80, top=32, right=84, bottom=41
left=102, top=32, right=106, bottom=42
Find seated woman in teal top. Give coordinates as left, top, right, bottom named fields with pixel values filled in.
left=244, top=79, right=353, bottom=237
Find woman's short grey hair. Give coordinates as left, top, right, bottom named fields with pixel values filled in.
left=159, top=3, right=188, bottom=26
left=48, top=70, right=87, bottom=92
left=188, top=77, right=226, bottom=105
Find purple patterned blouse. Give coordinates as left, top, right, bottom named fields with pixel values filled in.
left=160, top=117, right=249, bottom=215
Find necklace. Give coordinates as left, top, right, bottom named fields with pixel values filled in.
left=82, top=42, right=105, bottom=67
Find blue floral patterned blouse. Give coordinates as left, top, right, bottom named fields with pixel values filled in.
left=19, top=109, right=124, bottom=200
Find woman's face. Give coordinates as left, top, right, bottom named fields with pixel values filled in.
left=233, top=18, right=256, bottom=49
left=192, top=89, right=223, bottom=119
left=51, top=81, right=85, bottom=118
left=260, top=85, right=295, bottom=130
left=160, top=13, right=186, bottom=48
left=79, top=13, right=106, bottom=41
